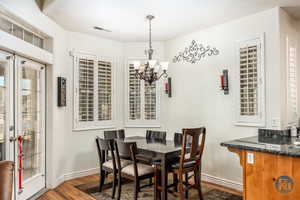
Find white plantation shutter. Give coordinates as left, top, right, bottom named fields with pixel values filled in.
left=287, top=38, right=298, bottom=124
left=98, top=61, right=112, bottom=121
left=144, top=74, right=156, bottom=120
left=78, top=58, right=94, bottom=122
left=236, top=36, right=265, bottom=126
left=128, top=64, right=141, bottom=120
left=239, top=45, right=258, bottom=116
left=74, top=54, right=115, bottom=130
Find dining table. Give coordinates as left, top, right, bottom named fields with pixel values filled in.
left=124, top=136, right=183, bottom=200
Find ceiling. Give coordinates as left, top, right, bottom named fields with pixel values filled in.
left=43, top=0, right=300, bottom=42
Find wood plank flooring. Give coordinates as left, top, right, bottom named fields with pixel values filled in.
left=38, top=174, right=242, bottom=199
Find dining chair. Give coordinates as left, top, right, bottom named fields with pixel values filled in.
left=146, top=130, right=166, bottom=142
left=95, top=137, right=131, bottom=198
left=104, top=129, right=125, bottom=139
left=170, top=127, right=206, bottom=200
left=115, top=140, right=155, bottom=200
left=0, top=161, right=14, bottom=200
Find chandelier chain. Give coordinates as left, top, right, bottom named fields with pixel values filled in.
left=149, top=16, right=152, bottom=50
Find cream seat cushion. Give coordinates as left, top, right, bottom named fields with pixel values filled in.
left=103, top=159, right=132, bottom=169
left=122, top=163, right=154, bottom=176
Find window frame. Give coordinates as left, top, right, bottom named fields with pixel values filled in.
left=124, top=58, right=161, bottom=128
left=73, top=53, right=116, bottom=131
left=286, top=37, right=298, bottom=125
left=235, top=34, right=266, bottom=127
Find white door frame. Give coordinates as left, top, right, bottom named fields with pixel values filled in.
left=0, top=50, right=14, bottom=162
left=15, top=56, right=46, bottom=200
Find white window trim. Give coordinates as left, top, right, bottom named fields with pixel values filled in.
left=124, top=58, right=161, bottom=128
left=72, top=52, right=117, bottom=131
left=235, top=34, right=266, bottom=127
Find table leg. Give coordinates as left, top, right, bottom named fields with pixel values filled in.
left=161, top=155, right=168, bottom=200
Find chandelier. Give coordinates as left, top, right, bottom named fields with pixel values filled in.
left=133, top=15, right=169, bottom=85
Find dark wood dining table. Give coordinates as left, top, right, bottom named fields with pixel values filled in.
left=124, top=136, right=182, bottom=200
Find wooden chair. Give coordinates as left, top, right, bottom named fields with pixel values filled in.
left=171, top=127, right=206, bottom=200
left=104, top=129, right=125, bottom=140
left=95, top=137, right=131, bottom=198
left=115, top=140, right=155, bottom=200
left=146, top=130, right=166, bottom=142
left=0, top=161, right=14, bottom=200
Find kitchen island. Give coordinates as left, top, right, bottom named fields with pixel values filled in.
left=221, top=133, right=300, bottom=200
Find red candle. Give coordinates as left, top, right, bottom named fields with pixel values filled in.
left=220, top=75, right=224, bottom=87
left=165, top=82, right=169, bottom=92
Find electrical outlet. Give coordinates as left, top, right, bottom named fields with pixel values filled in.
left=247, top=152, right=254, bottom=164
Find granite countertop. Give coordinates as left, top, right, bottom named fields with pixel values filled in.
left=221, top=136, right=300, bottom=158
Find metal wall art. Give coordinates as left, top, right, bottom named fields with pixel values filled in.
left=173, top=40, right=219, bottom=64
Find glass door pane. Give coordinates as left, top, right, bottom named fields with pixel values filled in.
left=0, top=52, right=13, bottom=162
left=0, top=61, right=6, bottom=161
left=21, top=66, right=42, bottom=180
left=16, top=57, right=45, bottom=200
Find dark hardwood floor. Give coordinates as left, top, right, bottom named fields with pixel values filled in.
left=38, top=174, right=242, bottom=199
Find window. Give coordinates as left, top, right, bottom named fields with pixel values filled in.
left=126, top=61, right=160, bottom=127
left=236, top=35, right=265, bottom=127
left=0, top=14, right=45, bottom=49
left=73, top=54, right=114, bottom=130
left=287, top=37, right=298, bottom=125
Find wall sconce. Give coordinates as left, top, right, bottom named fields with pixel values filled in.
left=164, top=77, right=172, bottom=97
left=220, top=69, right=229, bottom=95
left=57, top=77, right=67, bottom=107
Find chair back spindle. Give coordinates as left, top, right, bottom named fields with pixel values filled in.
left=96, top=137, right=117, bottom=170
left=104, top=129, right=125, bottom=140
left=146, top=130, right=166, bottom=142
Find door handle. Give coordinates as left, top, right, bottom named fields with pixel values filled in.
left=9, top=136, right=17, bottom=142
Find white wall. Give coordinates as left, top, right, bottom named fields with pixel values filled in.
left=163, top=8, right=281, bottom=185
left=278, top=9, right=300, bottom=127
left=62, top=31, right=124, bottom=178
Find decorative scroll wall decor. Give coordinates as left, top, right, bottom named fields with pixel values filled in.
left=173, top=40, right=219, bottom=64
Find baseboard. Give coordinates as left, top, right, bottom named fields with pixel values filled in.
left=63, top=167, right=100, bottom=181
left=55, top=168, right=243, bottom=192
left=202, top=173, right=243, bottom=191
left=56, top=174, right=65, bottom=187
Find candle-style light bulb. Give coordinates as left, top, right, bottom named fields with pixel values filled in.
left=133, top=61, right=141, bottom=70
left=148, top=60, right=157, bottom=69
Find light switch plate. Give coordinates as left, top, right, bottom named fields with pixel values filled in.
left=247, top=152, right=254, bottom=164
left=271, top=118, right=280, bottom=128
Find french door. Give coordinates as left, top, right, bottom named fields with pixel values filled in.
left=0, top=50, right=46, bottom=200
